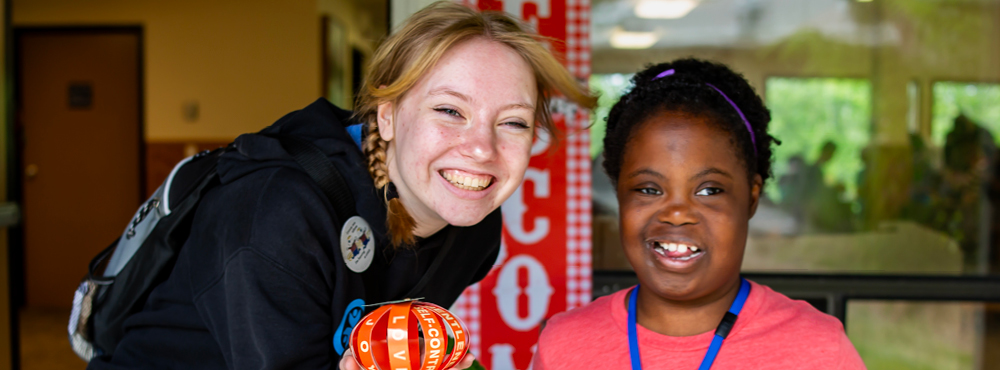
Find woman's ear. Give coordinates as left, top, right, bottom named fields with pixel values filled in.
left=376, top=101, right=395, bottom=142
left=748, top=174, right=763, bottom=218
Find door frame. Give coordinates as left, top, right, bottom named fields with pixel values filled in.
left=9, top=25, right=144, bottom=367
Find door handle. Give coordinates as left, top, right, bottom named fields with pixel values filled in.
left=25, top=164, right=38, bottom=180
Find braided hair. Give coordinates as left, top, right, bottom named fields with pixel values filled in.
left=602, top=58, right=777, bottom=187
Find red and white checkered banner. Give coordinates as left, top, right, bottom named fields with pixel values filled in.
left=451, top=1, right=591, bottom=369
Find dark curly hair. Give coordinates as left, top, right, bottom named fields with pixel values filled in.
left=602, top=58, right=777, bottom=187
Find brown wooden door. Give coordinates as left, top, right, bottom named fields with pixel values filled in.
left=17, top=29, right=142, bottom=308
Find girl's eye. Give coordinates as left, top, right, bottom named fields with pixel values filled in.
left=636, top=187, right=662, bottom=196
left=434, top=107, right=462, bottom=118
left=696, top=187, right=723, bottom=196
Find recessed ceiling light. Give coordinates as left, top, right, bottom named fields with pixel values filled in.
left=610, top=27, right=658, bottom=49
left=635, top=0, right=700, bottom=19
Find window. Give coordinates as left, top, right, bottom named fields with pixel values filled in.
left=589, top=1, right=1000, bottom=366
left=848, top=301, right=985, bottom=369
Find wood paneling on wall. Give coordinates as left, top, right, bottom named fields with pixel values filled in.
left=145, top=141, right=230, bottom=198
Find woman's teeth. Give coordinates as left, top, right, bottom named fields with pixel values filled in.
left=441, top=171, right=492, bottom=191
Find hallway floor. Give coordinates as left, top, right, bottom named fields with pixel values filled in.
left=20, top=308, right=87, bottom=369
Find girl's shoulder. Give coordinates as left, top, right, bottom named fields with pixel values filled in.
left=737, top=281, right=865, bottom=368
left=747, top=281, right=845, bottom=333
left=551, top=288, right=627, bottom=319
left=540, top=288, right=629, bottom=340
left=533, top=288, right=632, bottom=369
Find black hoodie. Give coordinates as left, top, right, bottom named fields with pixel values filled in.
left=88, top=99, right=501, bottom=369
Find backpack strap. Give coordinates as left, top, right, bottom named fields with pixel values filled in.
left=266, top=134, right=356, bottom=224
left=266, top=133, right=460, bottom=304
left=265, top=134, right=388, bottom=304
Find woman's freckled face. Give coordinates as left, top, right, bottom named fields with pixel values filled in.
left=377, top=37, right=537, bottom=235
left=616, top=111, right=761, bottom=303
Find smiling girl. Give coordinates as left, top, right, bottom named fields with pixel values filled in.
left=87, top=3, right=595, bottom=370
left=531, top=59, right=865, bottom=369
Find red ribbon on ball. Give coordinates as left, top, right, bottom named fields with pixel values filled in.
left=349, top=301, right=469, bottom=370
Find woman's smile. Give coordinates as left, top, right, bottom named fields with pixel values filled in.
left=377, top=37, right=537, bottom=235
left=439, top=169, right=496, bottom=192
left=437, top=169, right=497, bottom=200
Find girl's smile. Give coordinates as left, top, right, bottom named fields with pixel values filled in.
left=648, top=239, right=706, bottom=272
left=617, top=110, right=761, bottom=311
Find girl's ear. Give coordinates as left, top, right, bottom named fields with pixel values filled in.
left=377, top=101, right=395, bottom=142
left=748, top=174, right=763, bottom=218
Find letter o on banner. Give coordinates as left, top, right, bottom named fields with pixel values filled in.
left=492, top=255, right=554, bottom=331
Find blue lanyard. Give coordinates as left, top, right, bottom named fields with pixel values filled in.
left=628, top=278, right=751, bottom=370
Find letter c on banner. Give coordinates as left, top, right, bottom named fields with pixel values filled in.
left=492, top=255, right=554, bottom=331
left=502, top=168, right=550, bottom=244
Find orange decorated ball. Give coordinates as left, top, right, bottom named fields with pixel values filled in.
left=349, top=301, right=470, bottom=370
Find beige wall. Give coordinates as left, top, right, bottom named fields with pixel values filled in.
left=13, top=0, right=322, bottom=142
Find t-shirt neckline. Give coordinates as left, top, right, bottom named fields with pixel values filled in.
left=608, top=280, right=764, bottom=352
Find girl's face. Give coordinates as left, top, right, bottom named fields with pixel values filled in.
left=377, top=38, right=537, bottom=235
left=617, top=111, right=761, bottom=303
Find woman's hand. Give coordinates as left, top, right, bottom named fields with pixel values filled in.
left=338, top=349, right=477, bottom=370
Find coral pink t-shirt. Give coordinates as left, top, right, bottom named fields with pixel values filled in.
left=532, top=280, right=865, bottom=369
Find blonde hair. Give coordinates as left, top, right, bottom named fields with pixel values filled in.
left=354, top=1, right=597, bottom=247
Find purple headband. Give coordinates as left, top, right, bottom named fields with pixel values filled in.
left=652, top=69, right=758, bottom=156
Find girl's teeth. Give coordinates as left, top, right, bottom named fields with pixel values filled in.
left=654, top=246, right=666, bottom=256
left=655, top=243, right=703, bottom=255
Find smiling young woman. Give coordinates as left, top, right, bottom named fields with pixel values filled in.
left=355, top=2, right=595, bottom=247
left=86, top=3, right=596, bottom=370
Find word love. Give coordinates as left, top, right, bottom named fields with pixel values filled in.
left=350, top=301, right=469, bottom=370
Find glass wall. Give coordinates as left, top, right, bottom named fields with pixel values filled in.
left=847, top=301, right=987, bottom=369
left=589, top=0, right=1000, bottom=276
left=588, top=0, right=1000, bottom=367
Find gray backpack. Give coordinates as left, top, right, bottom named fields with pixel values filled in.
left=69, top=134, right=356, bottom=361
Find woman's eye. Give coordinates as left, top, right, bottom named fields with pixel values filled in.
left=434, top=108, right=462, bottom=118
left=696, top=187, right=723, bottom=196
left=503, top=121, right=530, bottom=130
